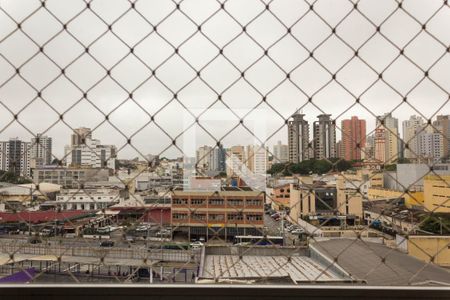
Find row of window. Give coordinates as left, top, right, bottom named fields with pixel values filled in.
left=172, top=213, right=263, bottom=221
left=173, top=198, right=263, bottom=206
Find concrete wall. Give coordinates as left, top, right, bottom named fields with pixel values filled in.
left=408, top=236, right=450, bottom=267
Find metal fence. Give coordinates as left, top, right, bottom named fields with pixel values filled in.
left=0, top=0, right=449, bottom=288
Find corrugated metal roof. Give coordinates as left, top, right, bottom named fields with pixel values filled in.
left=201, top=255, right=348, bottom=283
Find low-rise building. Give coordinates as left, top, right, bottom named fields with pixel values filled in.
left=55, top=188, right=123, bottom=210
left=407, top=235, right=450, bottom=267
left=171, top=189, right=264, bottom=240
left=367, top=188, right=424, bottom=208
left=336, top=176, right=363, bottom=219
left=33, top=167, right=110, bottom=188
left=423, top=175, right=450, bottom=213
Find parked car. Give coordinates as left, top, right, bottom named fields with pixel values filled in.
left=28, top=236, right=42, bottom=244
left=190, top=241, right=204, bottom=249
left=198, top=236, right=206, bottom=243
left=291, top=228, right=305, bottom=235
left=100, top=240, right=114, bottom=247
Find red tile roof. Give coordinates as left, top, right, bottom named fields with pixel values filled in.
left=0, top=211, right=92, bottom=224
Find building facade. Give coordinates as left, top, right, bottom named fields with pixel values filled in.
left=30, top=134, right=52, bottom=169
left=288, top=112, right=310, bottom=163
left=0, top=139, right=31, bottom=177
left=341, top=116, right=366, bottom=161
left=313, top=114, right=336, bottom=159
left=375, top=113, right=399, bottom=164
left=171, top=190, right=265, bottom=240
left=65, top=128, right=116, bottom=170
left=402, top=115, right=425, bottom=159
left=433, top=115, right=450, bottom=160
left=33, top=167, right=110, bottom=188
left=423, top=175, right=450, bottom=213
left=273, top=141, right=289, bottom=164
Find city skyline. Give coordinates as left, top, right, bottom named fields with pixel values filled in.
left=0, top=112, right=448, bottom=164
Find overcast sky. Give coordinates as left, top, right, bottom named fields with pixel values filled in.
left=0, top=0, right=449, bottom=159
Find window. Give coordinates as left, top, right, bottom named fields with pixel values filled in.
left=209, top=214, right=225, bottom=221
left=173, top=213, right=188, bottom=220
left=191, top=199, right=206, bottom=205
left=228, top=199, right=243, bottom=206
left=227, top=214, right=244, bottom=221
left=246, top=214, right=263, bottom=221
left=192, top=214, right=206, bottom=221
left=208, top=199, right=224, bottom=206
left=173, top=198, right=188, bottom=205
left=245, top=199, right=262, bottom=206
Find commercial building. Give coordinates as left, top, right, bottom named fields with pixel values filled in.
left=375, top=113, right=400, bottom=164
left=341, top=116, right=366, bottom=161
left=171, top=189, right=265, bottom=240
left=288, top=111, right=310, bottom=163
left=33, top=167, right=110, bottom=188
left=0, top=138, right=31, bottom=177
left=273, top=141, right=289, bottom=163
left=423, top=175, right=450, bottom=213
left=313, top=114, right=336, bottom=159
left=30, top=134, right=52, bottom=168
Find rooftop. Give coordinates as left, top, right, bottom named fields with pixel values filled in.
left=314, top=239, right=450, bottom=286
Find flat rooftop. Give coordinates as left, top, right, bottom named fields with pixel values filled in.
left=314, top=239, right=450, bottom=286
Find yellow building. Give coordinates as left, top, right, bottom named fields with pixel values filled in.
left=336, top=177, right=363, bottom=219
left=367, top=188, right=424, bottom=208
left=408, top=236, right=450, bottom=267
left=289, top=184, right=315, bottom=221
left=423, top=175, right=450, bottom=213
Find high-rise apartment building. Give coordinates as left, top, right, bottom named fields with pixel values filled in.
left=246, top=145, right=268, bottom=175
left=417, top=125, right=445, bottom=163
left=402, top=115, right=425, bottom=159
left=433, top=115, right=450, bottom=159
left=341, top=116, right=366, bottom=161
left=375, top=113, right=399, bottom=164
left=313, top=114, right=336, bottom=159
left=273, top=141, right=289, bottom=163
left=226, top=145, right=246, bottom=177
left=196, top=145, right=213, bottom=171
left=30, top=134, right=52, bottom=168
left=0, top=138, right=31, bottom=177
left=196, top=144, right=226, bottom=173
left=288, top=112, right=310, bottom=163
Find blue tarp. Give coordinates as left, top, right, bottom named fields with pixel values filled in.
left=0, top=268, right=36, bottom=283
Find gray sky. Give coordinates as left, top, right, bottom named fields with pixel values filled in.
left=0, top=0, right=449, bottom=159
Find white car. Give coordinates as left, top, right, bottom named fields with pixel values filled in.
left=190, top=241, right=204, bottom=249
left=291, top=228, right=305, bottom=235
